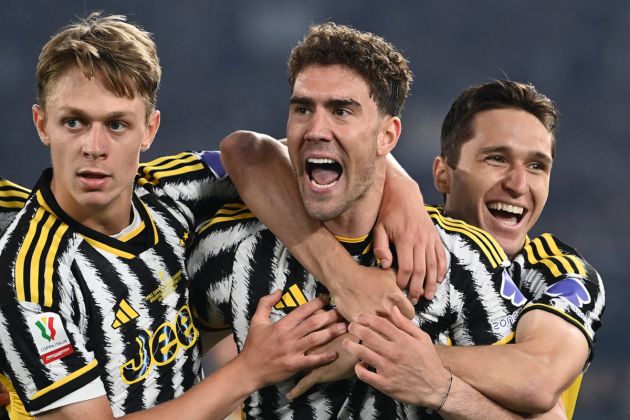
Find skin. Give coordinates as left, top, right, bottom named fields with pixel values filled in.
left=287, top=63, right=400, bottom=237
left=281, top=69, right=559, bottom=418
left=26, top=66, right=346, bottom=419
left=348, top=106, right=587, bottom=416
left=32, top=67, right=159, bottom=235
left=433, top=108, right=553, bottom=259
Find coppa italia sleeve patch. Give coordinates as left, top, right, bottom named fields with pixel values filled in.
left=27, top=312, right=74, bottom=364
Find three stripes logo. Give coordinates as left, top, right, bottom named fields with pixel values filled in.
left=112, top=299, right=140, bottom=329
left=274, top=284, right=308, bottom=310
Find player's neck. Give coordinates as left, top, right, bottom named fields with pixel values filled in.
left=323, top=175, right=384, bottom=240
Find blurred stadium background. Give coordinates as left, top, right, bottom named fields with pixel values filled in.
left=1, top=1, right=626, bottom=418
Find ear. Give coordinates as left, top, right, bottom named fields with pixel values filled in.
left=32, top=104, right=50, bottom=147
left=433, top=155, right=451, bottom=194
left=376, top=116, right=401, bottom=157
left=141, top=110, right=161, bottom=152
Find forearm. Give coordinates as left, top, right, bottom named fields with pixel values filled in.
left=436, top=311, right=587, bottom=413
left=439, top=374, right=529, bottom=419
left=220, top=131, right=357, bottom=292
left=124, top=356, right=255, bottom=419
left=437, top=344, right=563, bottom=413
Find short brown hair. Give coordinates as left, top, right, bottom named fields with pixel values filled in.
left=440, top=80, right=559, bottom=167
left=288, top=22, right=412, bottom=117
left=36, top=12, right=161, bottom=120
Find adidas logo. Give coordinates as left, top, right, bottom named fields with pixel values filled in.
left=112, top=299, right=139, bottom=329
left=274, top=284, right=307, bottom=310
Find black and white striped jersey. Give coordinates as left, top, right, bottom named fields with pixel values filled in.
left=188, top=203, right=523, bottom=419
left=510, top=232, right=605, bottom=418
left=0, top=178, right=30, bottom=235
left=0, top=151, right=236, bottom=417
left=512, top=233, right=604, bottom=351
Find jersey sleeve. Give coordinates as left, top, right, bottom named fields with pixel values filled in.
left=514, top=233, right=605, bottom=352
left=137, top=151, right=239, bottom=233
left=0, top=245, right=106, bottom=414
left=0, top=178, right=30, bottom=235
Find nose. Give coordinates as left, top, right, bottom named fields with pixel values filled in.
left=82, top=125, right=107, bottom=159
left=304, top=110, right=332, bottom=143
left=502, top=164, right=528, bottom=196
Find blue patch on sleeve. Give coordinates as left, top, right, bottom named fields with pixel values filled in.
left=545, top=278, right=591, bottom=307
left=199, top=151, right=226, bottom=178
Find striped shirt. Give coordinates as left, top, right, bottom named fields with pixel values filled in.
left=188, top=203, right=522, bottom=419
left=0, top=151, right=235, bottom=417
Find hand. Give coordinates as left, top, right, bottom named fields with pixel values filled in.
left=374, top=157, right=447, bottom=303
left=286, top=334, right=358, bottom=399
left=343, top=306, right=450, bottom=408
left=239, top=291, right=347, bottom=388
left=331, top=265, right=415, bottom=321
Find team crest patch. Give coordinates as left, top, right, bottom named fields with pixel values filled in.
left=27, top=312, right=74, bottom=364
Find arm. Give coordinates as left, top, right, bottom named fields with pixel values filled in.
left=374, top=155, right=447, bottom=302
left=220, top=131, right=443, bottom=318
left=436, top=309, right=589, bottom=413
left=40, top=293, right=346, bottom=420
left=342, top=307, right=544, bottom=419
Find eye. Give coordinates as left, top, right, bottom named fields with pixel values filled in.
left=293, top=105, right=310, bottom=116
left=108, top=120, right=127, bottom=132
left=64, top=119, right=82, bottom=130
left=333, top=108, right=350, bottom=117
left=484, top=155, right=507, bottom=165
left=528, top=161, right=549, bottom=172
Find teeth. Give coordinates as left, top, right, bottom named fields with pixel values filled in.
left=307, top=158, right=336, bottom=164
left=310, top=179, right=337, bottom=189
left=488, top=202, right=524, bottom=215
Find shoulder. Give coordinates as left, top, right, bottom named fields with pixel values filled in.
left=519, top=233, right=598, bottom=280
left=137, top=151, right=226, bottom=187
left=0, top=190, right=76, bottom=308
left=425, top=205, right=508, bottom=269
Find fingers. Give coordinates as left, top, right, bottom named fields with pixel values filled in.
left=406, top=244, right=426, bottom=304
left=290, top=307, right=344, bottom=341
left=395, top=240, right=414, bottom=291
left=298, top=321, right=347, bottom=354
left=286, top=372, right=318, bottom=399
left=420, top=244, right=436, bottom=301
left=343, top=339, right=383, bottom=375
left=251, top=289, right=282, bottom=325
left=372, top=224, right=393, bottom=269
left=278, top=295, right=330, bottom=329
left=294, top=351, right=338, bottom=380
left=435, top=240, right=447, bottom=284
left=390, top=306, right=424, bottom=340
left=353, top=361, right=384, bottom=390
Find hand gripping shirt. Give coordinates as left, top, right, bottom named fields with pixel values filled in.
left=0, top=151, right=236, bottom=417
left=188, top=203, right=523, bottom=419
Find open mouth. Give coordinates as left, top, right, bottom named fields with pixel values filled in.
left=306, top=158, right=342, bottom=189
left=487, top=202, right=526, bottom=225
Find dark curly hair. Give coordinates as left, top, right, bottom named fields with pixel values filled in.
left=288, top=22, right=412, bottom=117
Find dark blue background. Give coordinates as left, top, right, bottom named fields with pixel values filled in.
left=1, top=2, right=626, bottom=418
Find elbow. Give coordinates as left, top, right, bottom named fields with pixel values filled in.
left=518, top=380, right=562, bottom=414
left=220, top=130, right=260, bottom=172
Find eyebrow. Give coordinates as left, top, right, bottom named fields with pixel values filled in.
left=289, top=96, right=361, bottom=110
left=58, top=107, right=133, bottom=120
left=478, top=145, right=553, bottom=165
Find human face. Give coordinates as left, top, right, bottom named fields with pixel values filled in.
left=287, top=64, right=398, bottom=231
left=434, top=108, right=553, bottom=258
left=33, top=66, right=159, bottom=234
